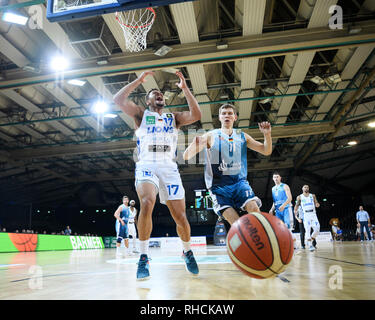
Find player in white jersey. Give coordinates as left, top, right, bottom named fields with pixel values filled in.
left=114, top=70, right=201, bottom=280
left=128, top=200, right=139, bottom=253
left=294, top=185, right=321, bottom=251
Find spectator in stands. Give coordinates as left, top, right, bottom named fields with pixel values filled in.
left=1, top=228, right=6, bottom=232
left=356, top=206, right=372, bottom=242
left=64, top=226, right=72, bottom=235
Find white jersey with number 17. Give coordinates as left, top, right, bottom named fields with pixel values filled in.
left=135, top=109, right=179, bottom=164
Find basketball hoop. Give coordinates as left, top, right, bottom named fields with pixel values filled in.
left=115, top=7, right=156, bottom=52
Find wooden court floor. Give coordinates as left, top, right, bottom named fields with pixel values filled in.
left=0, top=241, right=374, bottom=300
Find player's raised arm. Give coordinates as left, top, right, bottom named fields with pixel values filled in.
left=173, top=71, right=201, bottom=128
left=183, top=133, right=212, bottom=160
left=113, top=71, right=153, bottom=126
left=244, top=121, right=272, bottom=156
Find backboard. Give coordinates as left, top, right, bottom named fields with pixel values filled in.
left=46, top=0, right=194, bottom=22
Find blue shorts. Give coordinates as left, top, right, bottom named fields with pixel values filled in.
left=116, top=222, right=129, bottom=240
left=209, top=180, right=261, bottom=217
left=275, top=206, right=293, bottom=229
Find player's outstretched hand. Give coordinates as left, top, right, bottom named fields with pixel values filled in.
left=138, top=71, right=155, bottom=83
left=175, top=71, right=188, bottom=90
left=258, top=121, right=271, bottom=134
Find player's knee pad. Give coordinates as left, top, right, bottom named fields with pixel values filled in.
left=117, top=237, right=122, bottom=243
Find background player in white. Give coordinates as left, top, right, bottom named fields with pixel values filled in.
left=183, top=103, right=271, bottom=225
left=114, top=196, right=133, bottom=257
left=114, top=70, right=201, bottom=280
left=128, top=200, right=139, bottom=253
left=294, top=185, right=320, bottom=251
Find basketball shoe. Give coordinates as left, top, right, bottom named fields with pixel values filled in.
left=137, top=254, right=150, bottom=280
left=182, top=250, right=199, bottom=275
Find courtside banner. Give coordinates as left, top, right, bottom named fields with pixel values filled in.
left=0, top=233, right=104, bottom=253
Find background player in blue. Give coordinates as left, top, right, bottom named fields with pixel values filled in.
left=114, top=196, right=132, bottom=258
left=183, top=104, right=272, bottom=225
left=269, top=172, right=294, bottom=229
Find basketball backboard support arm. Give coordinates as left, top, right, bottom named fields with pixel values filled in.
left=46, top=0, right=195, bottom=22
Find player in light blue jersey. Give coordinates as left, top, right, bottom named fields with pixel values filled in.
left=269, top=173, right=296, bottom=249
left=183, top=104, right=272, bottom=225
left=269, top=173, right=293, bottom=229
left=114, top=196, right=133, bottom=258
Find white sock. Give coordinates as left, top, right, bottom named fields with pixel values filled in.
left=182, top=240, right=191, bottom=253
left=116, top=246, right=121, bottom=255
left=139, top=240, right=149, bottom=255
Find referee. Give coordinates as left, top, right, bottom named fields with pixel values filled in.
left=356, top=206, right=372, bottom=242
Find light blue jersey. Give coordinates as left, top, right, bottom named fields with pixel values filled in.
left=271, top=183, right=291, bottom=211
left=204, top=129, right=261, bottom=216
left=204, top=129, right=248, bottom=189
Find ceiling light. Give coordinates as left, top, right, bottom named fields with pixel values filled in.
left=368, top=121, right=375, bottom=128
left=263, top=87, right=276, bottom=95
left=2, top=12, right=28, bottom=25
left=93, top=100, right=109, bottom=114
left=326, top=73, right=342, bottom=84
left=347, top=140, right=357, bottom=146
left=162, top=68, right=180, bottom=74
left=96, top=58, right=108, bottom=65
left=216, top=40, right=228, bottom=50
left=50, top=55, right=69, bottom=71
left=310, top=75, right=325, bottom=85
left=22, top=64, right=41, bottom=74
left=259, top=98, right=272, bottom=104
left=68, top=79, right=86, bottom=86
left=348, top=25, right=362, bottom=34
left=104, top=113, right=118, bottom=118
left=154, top=44, right=172, bottom=57
left=325, top=66, right=341, bottom=84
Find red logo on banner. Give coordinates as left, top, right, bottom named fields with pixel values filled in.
left=8, top=233, right=38, bottom=252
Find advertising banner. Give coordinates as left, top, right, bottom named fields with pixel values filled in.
left=0, top=233, right=104, bottom=253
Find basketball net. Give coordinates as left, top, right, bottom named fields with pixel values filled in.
left=115, top=8, right=156, bottom=52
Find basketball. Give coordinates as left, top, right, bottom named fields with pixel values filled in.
left=227, top=212, right=294, bottom=279
left=8, top=233, right=38, bottom=252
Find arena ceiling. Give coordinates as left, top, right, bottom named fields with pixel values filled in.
left=0, top=0, right=375, bottom=206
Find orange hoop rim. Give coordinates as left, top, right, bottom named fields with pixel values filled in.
left=115, top=7, right=156, bottom=29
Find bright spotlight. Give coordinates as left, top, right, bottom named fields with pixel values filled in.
left=93, top=101, right=109, bottom=114
left=50, top=55, right=69, bottom=71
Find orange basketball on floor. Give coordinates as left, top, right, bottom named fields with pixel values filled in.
left=227, top=212, right=294, bottom=279
left=8, top=233, right=38, bottom=252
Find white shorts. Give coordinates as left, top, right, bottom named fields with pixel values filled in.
left=135, top=161, right=185, bottom=205
left=128, top=222, right=137, bottom=238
